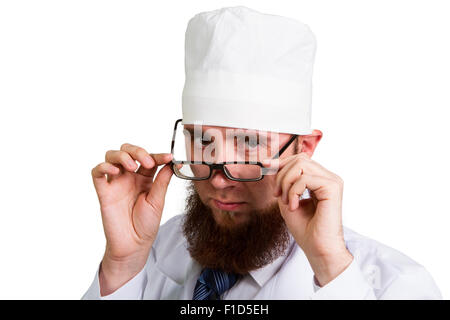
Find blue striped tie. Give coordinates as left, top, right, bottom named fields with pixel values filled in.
left=192, top=268, right=241, bottom=300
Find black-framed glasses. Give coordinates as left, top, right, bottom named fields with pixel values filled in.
left=170, top=119, right=298, bottom=182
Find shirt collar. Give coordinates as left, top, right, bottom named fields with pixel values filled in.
left=157, top=229, right=297, bottom=287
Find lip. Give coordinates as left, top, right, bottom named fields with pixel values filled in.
left=213, top=199, right=245, bottom=211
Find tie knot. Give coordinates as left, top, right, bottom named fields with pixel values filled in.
left=193, top=268, right=241, bottom=300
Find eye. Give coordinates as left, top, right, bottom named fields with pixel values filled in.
left=244, top=136, right=259, bottom=149
left=193, top=136, right=212, bottom=147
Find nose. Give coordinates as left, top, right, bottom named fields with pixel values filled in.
left=209, top=166, right=240, bottom=190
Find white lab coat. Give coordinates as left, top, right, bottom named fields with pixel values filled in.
left=82, top=214, right=442, bottom=300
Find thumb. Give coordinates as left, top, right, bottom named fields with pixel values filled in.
left=145, top=163, right=173, bottom=212
left=278, top=195, right=315, bottom=233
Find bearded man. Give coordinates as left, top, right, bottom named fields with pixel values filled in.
left=82, top=6, right=441, bottom=300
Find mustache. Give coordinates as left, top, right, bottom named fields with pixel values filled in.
left=181, top=181, right=291, bottom=274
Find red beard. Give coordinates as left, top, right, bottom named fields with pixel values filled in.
left=182, top=182, right=291, bottom=275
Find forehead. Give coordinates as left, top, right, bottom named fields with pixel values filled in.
left=183, top=124, right=282, bottom=138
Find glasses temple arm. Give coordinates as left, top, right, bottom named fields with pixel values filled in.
left=271, top=134, right=298, bottom=159
left=170, top=119, right=183, bottom=154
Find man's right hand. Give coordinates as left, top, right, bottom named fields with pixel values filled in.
left=91, top=143, right=174, bottom=296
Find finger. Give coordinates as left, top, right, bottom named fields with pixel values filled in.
left=279, top=181, right=315, bottom=234
left=263, top=151, right=311, bottom=165
left=275, top=158, right=300, bottom=198
left=135, top=164, right=155, bottom=177
left=136, top=153, right=173, bottom=178
left=262, top=155, right=295, bottom=171
left=274, top=155, right=336, bottom=199
left=120, top=143, right=154, bottom=169
left=286, top=174, right=334, bottom=211
left=91, top=162, right=121, bottom=187
left=92, top=162, right=121, bottom=179
left=149, top=153, right=174, bottom=166
left=173, top=163, right=183, bottom=170
left=277, top=160, right=326, bottom=201
left=287, top=175, right=308, bottom=211
left=145, top=163, right=174, bottom=212
left=262, top=153, right=312, bottom=181
left=275, top=155, right=315, bottom=198
left=105, top=150, right=138, bottom=172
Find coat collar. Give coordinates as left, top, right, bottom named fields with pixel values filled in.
left=248, top=234, right=297, bottom=287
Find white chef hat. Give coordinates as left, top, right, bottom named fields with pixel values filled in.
left=181, top=6, right=316, bottom=135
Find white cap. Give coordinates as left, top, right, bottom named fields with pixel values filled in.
left=181, top=6, right=316, bottom=135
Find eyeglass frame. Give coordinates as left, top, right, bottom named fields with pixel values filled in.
left=169, top=119, right=298, bottom=182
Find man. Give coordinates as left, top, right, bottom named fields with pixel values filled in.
left=82, top=6, right=441, bottom=299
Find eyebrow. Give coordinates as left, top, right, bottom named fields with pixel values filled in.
left=184, top=128, right=272, bottom=141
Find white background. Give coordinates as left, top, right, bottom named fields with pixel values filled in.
left=0, top=0, right=449, bottom=299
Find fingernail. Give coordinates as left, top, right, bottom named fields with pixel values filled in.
left=290, top=201, right=295, bottom=211
left=128, top=160, right=136, bottom=168
left=145, top=157, right=154, bottom=167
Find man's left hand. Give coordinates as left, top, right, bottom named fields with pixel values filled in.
left=263, top=153, right=353, bottom=287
